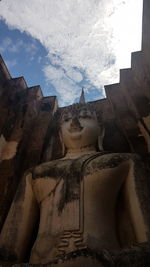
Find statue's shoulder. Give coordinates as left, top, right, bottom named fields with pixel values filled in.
left=85, top=152, right=141, bottom=173
left=32, top=158, right=71, bottom=180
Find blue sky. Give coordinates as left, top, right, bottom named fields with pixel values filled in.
left=0, top=0, right=143, bottom=106
left=0, top=21, right=57, bottom=97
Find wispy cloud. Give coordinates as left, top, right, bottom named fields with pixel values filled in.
left=5, top=58, right=17, bottom=68
left=0, top=0, right=143, bottom=105
left=24, top=41, right=39, bottom=57
left=0, top=37, right=24, bottom=53
left=0, top=37, right=12, bottom=53
left=0, top=36, right=39, bottom=58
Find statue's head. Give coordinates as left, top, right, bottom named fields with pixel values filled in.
left=58, top=103, right=104, bottom=156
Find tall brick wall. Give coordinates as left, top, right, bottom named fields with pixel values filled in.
left=0, top=56, right=58, bottom=229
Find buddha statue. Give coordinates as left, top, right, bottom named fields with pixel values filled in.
left=0, top=102, right=148, bottom=266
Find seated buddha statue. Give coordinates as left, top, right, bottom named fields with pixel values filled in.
left=0, top=102, right=148, bottom=266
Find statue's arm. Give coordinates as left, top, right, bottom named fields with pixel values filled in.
left=0, top=171, right=39, bottom=262
left=124, top=157, right=148, bottom=243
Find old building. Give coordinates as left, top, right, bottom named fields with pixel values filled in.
left=0, top=0, right=150, bottom=266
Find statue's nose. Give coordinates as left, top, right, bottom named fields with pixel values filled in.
left=71, top=116, right=81, bottom=128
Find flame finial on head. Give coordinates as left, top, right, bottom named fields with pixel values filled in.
left=79, top=87, right=85, bottom=104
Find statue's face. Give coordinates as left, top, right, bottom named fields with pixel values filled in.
left=60, top=108, right=100, bottom=150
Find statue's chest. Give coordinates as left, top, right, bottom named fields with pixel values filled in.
left=33, top=155, right=93, bottom=209
left=33, top=152, right=126, bottom=212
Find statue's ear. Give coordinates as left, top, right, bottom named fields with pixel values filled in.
left=59, top=130, right=66, bottom=156
left=98, top=125, right=105, bottom=151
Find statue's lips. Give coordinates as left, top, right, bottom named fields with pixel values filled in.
left=69, top=126, right=83, bottom=133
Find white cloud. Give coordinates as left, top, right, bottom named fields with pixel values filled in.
left=0, top=0, right=143, bottom=105
left=66, top=69, right=83, bottom=83
left=43, top=64, right=81, bottom=104
left=44, top=65, right=65, bottom=81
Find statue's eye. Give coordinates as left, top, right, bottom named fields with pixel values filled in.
left=79, top=113, right=92, bottom=119
left=64, top=117, right=71, bottom=122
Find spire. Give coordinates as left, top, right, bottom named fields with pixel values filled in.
left=79, top=87, right=85, bottom=104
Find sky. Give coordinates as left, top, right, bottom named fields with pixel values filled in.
left=0, top=0, right=143, bottom=106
